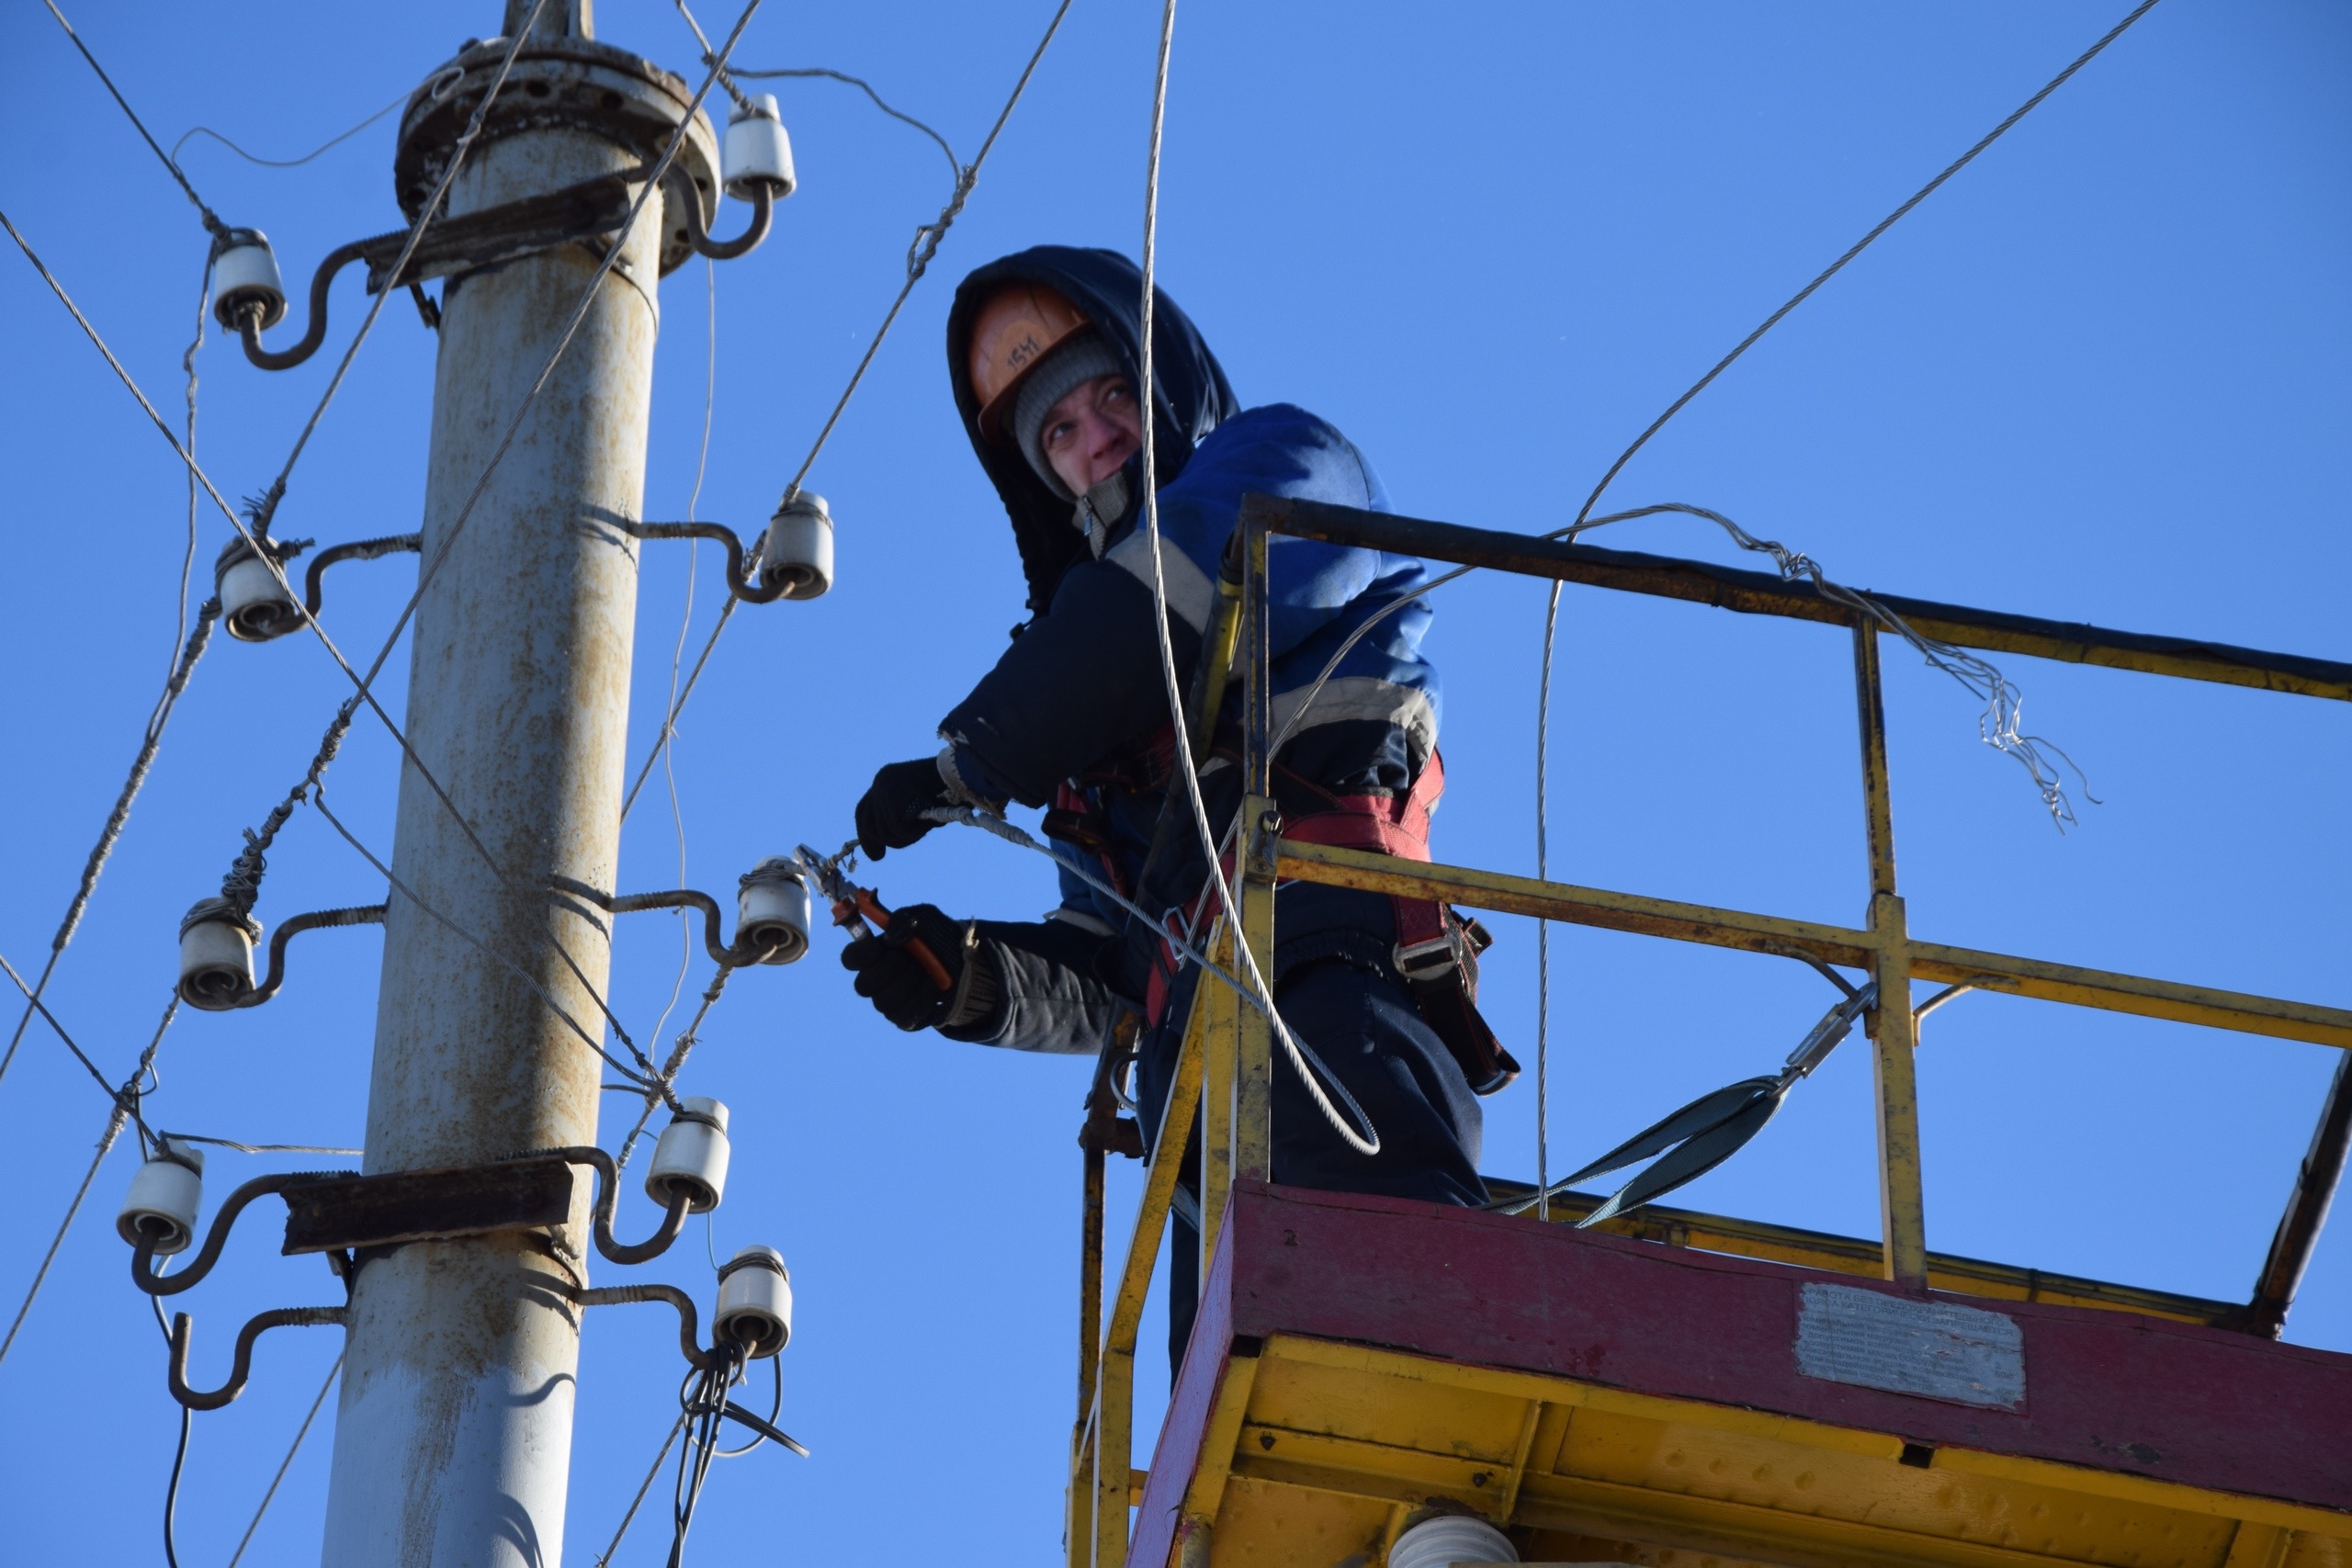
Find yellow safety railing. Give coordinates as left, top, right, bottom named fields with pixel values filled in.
left=1064, top=493, right=2352, bottom=1568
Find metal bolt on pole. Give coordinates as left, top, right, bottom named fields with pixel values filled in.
left=319, top=6, right=719, bottom=1563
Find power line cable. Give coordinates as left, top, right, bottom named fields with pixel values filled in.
left=0, top=254, right=222, bottom=1092
left=39, top=0, right=227, bottom=238
left=593, top=1412, right=691, bottom=1567
left=620, top=0, right=1078, bottom=821
left=730, top=66, right=963, bottom=180
left=223, top=1354, right=342, bottom=1568
left=1522, top=0, right=2161, bottom=1201
left=171, top=71, right=462, bottom=173
left=646, top=258, right=721, bottom=1070
left=0, top=996, right=175, bottom=1370
left=1122, top=0, right=1377, bottom=1155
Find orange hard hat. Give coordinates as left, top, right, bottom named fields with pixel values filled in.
left=968, top=284, right=1091, bottom=442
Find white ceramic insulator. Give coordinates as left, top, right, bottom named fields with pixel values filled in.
left=217, top=547, right=301, bottom=643
left=760, top=494, right=833, bottom=601
left=736, top=863, right=811, bottom=965
left=212, top=231, right=288, bottom=331
left=118, top=1142, right=206, bottom=1255
left=179, top=913, right=257, bottom=1010
left=645, top=1096, right=730, bottom=1213
left=715, top=1245, right=792, bottom=1358
left=1387, top=1516, right=1519, bottom=1568
left=722, top=96, right=796, bottom=201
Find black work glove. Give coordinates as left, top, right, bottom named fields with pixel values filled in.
left=854, top=757, right=957, bottom=861
left=841, top=903, right=983, bottom=1032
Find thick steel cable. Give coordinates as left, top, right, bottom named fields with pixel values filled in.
left=619, top=0, right=1078, bottom=821
left=223, top=1354, right=343, bottom=1568
left=0, top=996, right=175, bottom=1370
left=39, top=0, right=226, bottom=238
left=1124, top=0, right=1376, bottom=1156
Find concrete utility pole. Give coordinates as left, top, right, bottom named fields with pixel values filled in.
left=319, top=6, right=718, bottom=1562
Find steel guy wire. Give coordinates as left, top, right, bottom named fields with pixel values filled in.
left=618, top=0, right=1078, bottom=822
left=224, top=1353, right=342, bottom=1568
left=1535, top=587, right=1556, bottom=1222
left=0, top=995, right=176, bottom=1371
left=170, top=70, right=463, bottom=173
left=39, top=0, right=228, bottom=239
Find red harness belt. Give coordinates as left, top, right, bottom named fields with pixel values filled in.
left=1148, top=753, right=1520, bottom=1097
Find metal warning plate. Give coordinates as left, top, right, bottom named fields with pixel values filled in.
left=1795, top=1281, right=2026, bottom=1410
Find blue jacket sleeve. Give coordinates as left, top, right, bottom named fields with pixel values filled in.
left=939, top=404, right=1389, bottom=807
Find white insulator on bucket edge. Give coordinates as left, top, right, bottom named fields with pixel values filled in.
left=646, top=1097, right=730, bottom=1213
left=178, top=897, right=261, bottom=1010
left=1388, top=1516, right=1519, bottom=1568
left=118, top=1139, right=206, bottom=1255
left=735, top=858, right=810, bottom=965
left=715, top=1245, right=792, bottom=1357
left=722, top=95, right=797, bottom=201
left=759, top=492, right=833, bottom=601
left=210, top=229, right=288, bottom=332
left=214, top=536, right=302, bottom=643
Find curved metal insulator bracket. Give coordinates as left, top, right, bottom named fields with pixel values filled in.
left=169, top=1305, right=347, bottom=1410
left=240, top=905, right=390, bottom=1009
left=304, top=537, right=422, bottom=618
left=606, top=520, right=791, bottom=604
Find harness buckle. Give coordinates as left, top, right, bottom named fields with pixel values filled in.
left=1393, top=928, right=1463, bottom=983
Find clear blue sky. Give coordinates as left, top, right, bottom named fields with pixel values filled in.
left=1, top=2, right=2346, bottom=1562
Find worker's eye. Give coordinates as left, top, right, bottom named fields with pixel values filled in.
left=1101, top=383, right=1131, bottom=408
left=1044, top=418, right=1078, bottom=450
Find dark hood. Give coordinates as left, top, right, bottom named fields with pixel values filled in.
left=947, top=246, right=1240, bottom=613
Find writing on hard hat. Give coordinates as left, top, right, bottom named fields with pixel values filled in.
left=969, top=285, right=1091, bottom=443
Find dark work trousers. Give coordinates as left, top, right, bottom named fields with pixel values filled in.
left=1144, top=949, right=1488, bottom=1382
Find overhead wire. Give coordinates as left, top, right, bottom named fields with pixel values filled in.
left=223, top=1354, right=343, bottom=1568
left=1125, top=0, right=1377, bottom=1156
left=0, top=996, right=175, bottom=1370
left=619, top=0, right=1078, bottom=821
left=1518, top=0, right=2159, bottom=1206
left=0, top=256, right=222, bottom=1093
left=170, top=71, right=461, bottom=172
left=646, top=258, right=722, bottom=1076
left=39, top=0, right=229, bottom=239
left=730, top=67, right=964, bottom=181
left=206, top=0, right=761, bottom=1098
left=593, top=1411, right=690, bottom=1567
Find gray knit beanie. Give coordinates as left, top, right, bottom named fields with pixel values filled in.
left=1012, top=332, right=1130, bottom=499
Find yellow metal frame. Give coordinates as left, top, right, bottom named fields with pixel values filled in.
left=1067, top=495, right=2350, bottom=1567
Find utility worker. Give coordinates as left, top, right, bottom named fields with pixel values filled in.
left=843, top=246, right=1512, bottom=1373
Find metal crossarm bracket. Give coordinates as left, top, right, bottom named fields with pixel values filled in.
left=278, top=1156, right=576, bottom=1256
left=356, top=172, right=639, bottom=295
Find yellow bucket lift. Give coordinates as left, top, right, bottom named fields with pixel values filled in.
left=1068, top=495, right=2352, bottom=1568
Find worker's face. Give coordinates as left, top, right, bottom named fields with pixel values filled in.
left=1041, top=374, right=1142, bottom=497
